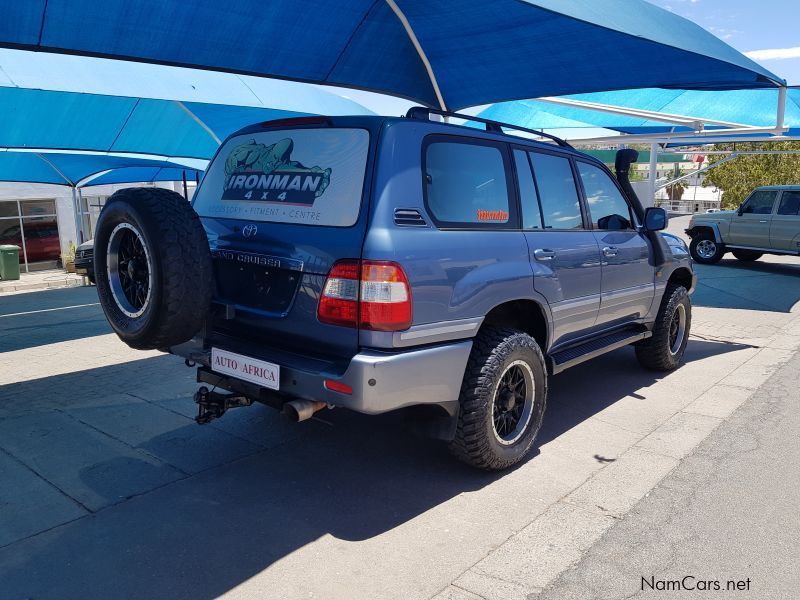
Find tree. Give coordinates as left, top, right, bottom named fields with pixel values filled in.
left=703, top=141, right=800, bottom=209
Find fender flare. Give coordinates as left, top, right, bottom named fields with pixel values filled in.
left=687, top=221, right=722, bottom=243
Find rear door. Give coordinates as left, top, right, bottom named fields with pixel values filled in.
left=770, top=190, right=800, bottom=252
left=515, top=148, right=602, bottom=345
left=192, top=123, right=374, bottom=364
left=575, top=160, right=654, bottom=326
left=728, top=190, right=778, bottom=247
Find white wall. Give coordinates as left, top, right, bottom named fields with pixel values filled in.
left=0, top=181, right=186, bottom=260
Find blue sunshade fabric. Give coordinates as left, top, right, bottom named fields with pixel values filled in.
left=479, top=88, right=800, bottom=135
left=0, top=151, right=203, bottom=186
left=0, top=0, right=782, bottom=110
left=0, top=87, right=309, bottom=159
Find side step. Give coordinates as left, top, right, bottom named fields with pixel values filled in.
left=549, top=326, right=651, bottom=374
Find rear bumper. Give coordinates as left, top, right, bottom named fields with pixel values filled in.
left=178, top=339, right=473, bottom=415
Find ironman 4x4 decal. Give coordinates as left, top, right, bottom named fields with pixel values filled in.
left=223, top=138, right=332, bottom=205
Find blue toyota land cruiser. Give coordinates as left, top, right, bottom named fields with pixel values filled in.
left=93, top=108, right=696, bottom=470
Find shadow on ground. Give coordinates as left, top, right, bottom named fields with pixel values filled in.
left=692, top=259, right=800, bottom=312
left=0, top=336, right=750, bottom=600
left=0, top=286, right=108, bottom=352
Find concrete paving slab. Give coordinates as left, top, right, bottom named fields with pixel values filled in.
left=67, top=395, right=262, bottom=474
left=635, top=411, right=722, bottom=459
left=563, top=448, right=678, bottom=517
left=0, top=412, right=185, bottom=511
left=0, top=450, right=87, bottom=548
left=430, top=585, right=485, bottom=600
left=456, top=503, right=615, bottom=598
left=153, top=396, right=304, bottom=449
left=719, top=347, right=795, bottom=390
left=683, top=384, right=754, bottom=419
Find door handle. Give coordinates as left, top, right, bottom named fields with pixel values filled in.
left=758, top=219, right=768, bottom=223
left=602, top=246, right=618, bottom=257
left=533, top=248, right=556, bottom=261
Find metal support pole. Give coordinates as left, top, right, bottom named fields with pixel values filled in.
left=77, top=187, right=86, bottom=243
left=71, top=187, right=82, bottom=248
left=182, top=170, right=188, bottom=200
left=648, top=143, right=658, bottom=208
left=776, top=86, right=787, bottom=134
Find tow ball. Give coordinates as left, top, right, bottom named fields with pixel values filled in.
left=194, top=386, right=253, bottom=424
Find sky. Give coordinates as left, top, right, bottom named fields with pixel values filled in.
left=649, top=0, right=800, bottom=84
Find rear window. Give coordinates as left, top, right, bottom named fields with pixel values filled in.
left=194, top=128, right=369, bottom=227
left=424, top=140, right=512, bottom=226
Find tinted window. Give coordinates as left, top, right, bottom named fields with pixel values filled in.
left=741, top=190, right=778, bottom=214
left=194, top=128, right=368, bottom=227
left=425, top=141, right=511, bottom=225
left=577, top=162, right=632, bottom=230
left=529, top=152, right=582, bottom=229
left=514, top=150, right=542, bottom=229
left=777, top=191, right=800, bottom=216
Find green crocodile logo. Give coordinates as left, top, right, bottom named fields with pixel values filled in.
left=222, top=138, right=331, bottom=205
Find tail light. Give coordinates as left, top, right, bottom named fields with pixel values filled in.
left=318, top=260, right=412, bottom=331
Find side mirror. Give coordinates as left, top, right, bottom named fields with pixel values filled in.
left=644, top=207, right=668, bottom=231
left=737, top=205, right=744, bottom=216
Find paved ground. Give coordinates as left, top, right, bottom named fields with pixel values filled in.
left=1, top=217, right=798, bottom=599
left=537, top=348, right=800, bottom=600
left=0, top=268, right=87, bottom=294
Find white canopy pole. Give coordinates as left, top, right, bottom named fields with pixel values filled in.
left=175, top=101, right=222, bottom=145
left=385, top=0, right=447, bottom=111
left=537, top=96, right=750, bottom=130
left=648, top=143, right=658, bottom=208
left=776, top=86, right=787, bottom=134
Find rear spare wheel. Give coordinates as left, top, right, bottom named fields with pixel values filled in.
left=94, top=187, right=212, bottom=350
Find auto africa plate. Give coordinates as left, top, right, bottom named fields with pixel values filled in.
left=211, top=347, right=279, bottom=390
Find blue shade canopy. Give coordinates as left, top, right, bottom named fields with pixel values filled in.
left=479, top=87, right=800, bottom=136
left=0, top=151, right=203, bottom=187
left=0, top=87, right=314, bottom=159
left=563, top=88, right=800, bottom=131
left=0, top=0, right=783, bottom=110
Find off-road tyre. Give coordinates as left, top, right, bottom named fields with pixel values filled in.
left=94, top=187, right=212, bottom=350
left=635, top=284, right=691, bottom=371
left=689, top=232, right=725, bottom=264
left=731, top=249, right=763, bottom=261
left=449, top=328, right=547, bottom=471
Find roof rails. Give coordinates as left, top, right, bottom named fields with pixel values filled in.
left=405, top=106, right=573, bottom=149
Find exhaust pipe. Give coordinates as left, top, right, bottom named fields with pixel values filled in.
left=283, top=399, right=327, bottom=422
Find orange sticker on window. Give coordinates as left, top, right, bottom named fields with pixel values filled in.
left=477, top=209, right=509, bottom=222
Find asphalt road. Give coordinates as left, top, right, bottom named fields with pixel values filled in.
left=538, top=346, right=800, bottom=600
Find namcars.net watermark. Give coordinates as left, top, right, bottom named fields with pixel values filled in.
left=642, top=575, right=752, bottom=592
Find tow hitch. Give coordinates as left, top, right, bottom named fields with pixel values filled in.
left=194, top=386, right=253, bottom=424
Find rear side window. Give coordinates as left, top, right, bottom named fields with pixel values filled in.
left=514, top=150, right=543, bottom=229
left=576, top=161, right=632, bottom=230
left=528, top=152, right=583, bottom=229
left=425, top=140, right=512, bottom=226
left=194, top=128, right=369, bottom=227
left=741, top=190, right=778, bottom=215
left=777, top=191, right=800, bottom=215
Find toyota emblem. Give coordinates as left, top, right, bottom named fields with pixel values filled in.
left=242, top=224, right=258, bottom=238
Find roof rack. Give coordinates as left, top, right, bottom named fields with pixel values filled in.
left=405, top=106, right=573, bottom=149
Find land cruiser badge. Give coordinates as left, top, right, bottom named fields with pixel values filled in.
left=222, top=138, right=331, bottom=205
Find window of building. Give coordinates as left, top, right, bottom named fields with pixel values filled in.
left=425, top=140, right=512, bottom=227
left=576, top=162, right=632, bottom=230
left=528, top=152, right=583, bottom=229
left=0, top=198, right=60, bottom=272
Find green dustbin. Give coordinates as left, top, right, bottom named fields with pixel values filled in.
left=0, top=244, right=21, bottom=281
